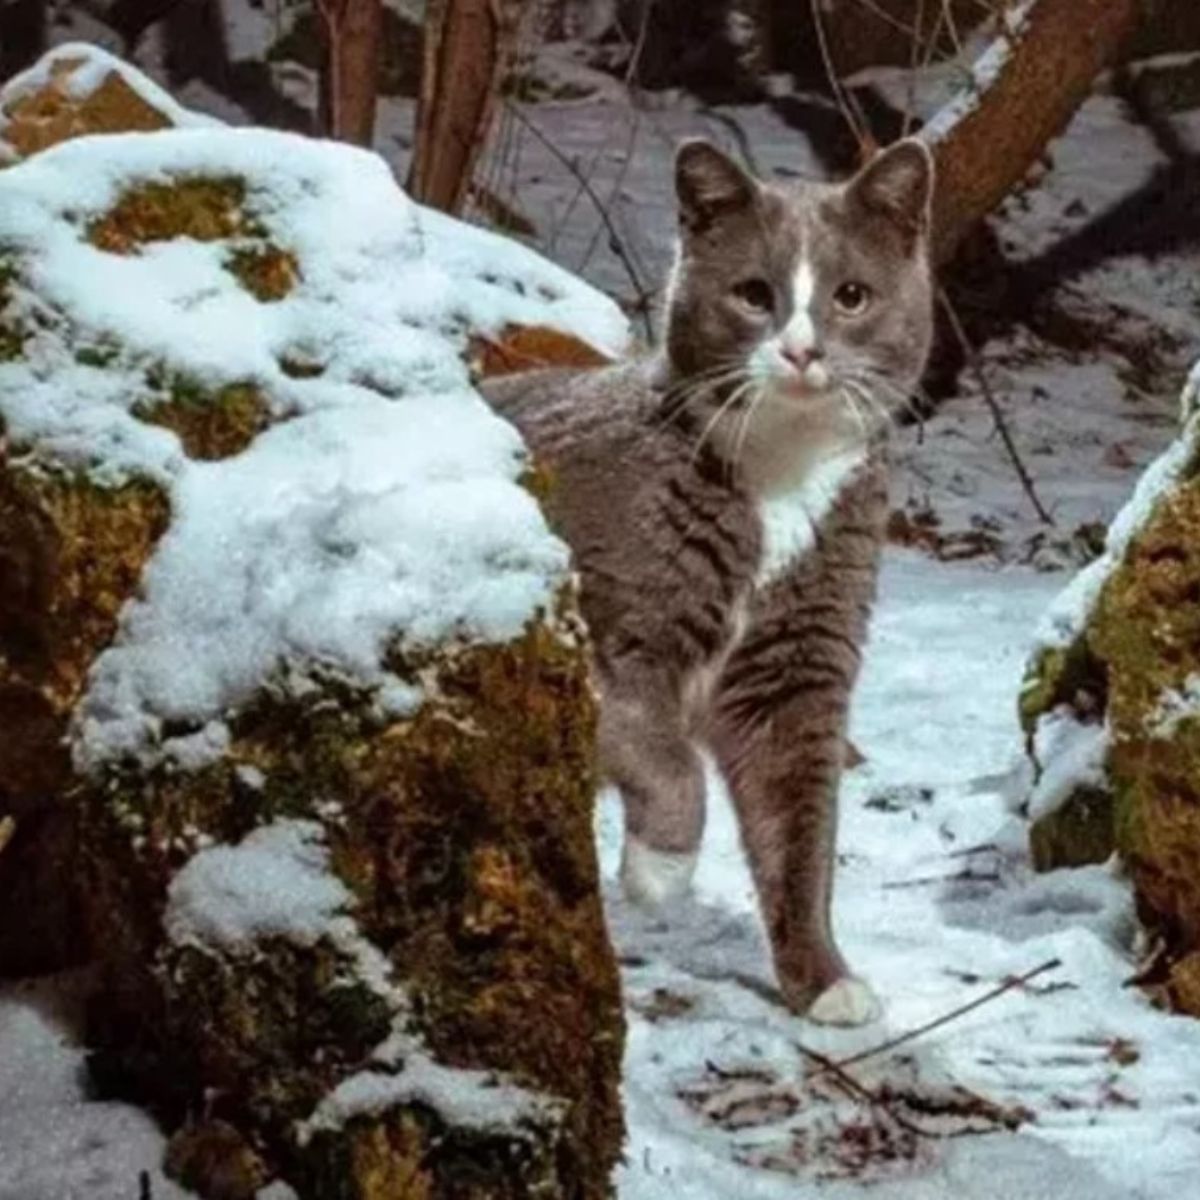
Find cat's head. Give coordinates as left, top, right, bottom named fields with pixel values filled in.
left=662, top=138, right=935, bottom=477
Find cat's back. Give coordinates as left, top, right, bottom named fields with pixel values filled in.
left=480, top=358, right=661, bottom=465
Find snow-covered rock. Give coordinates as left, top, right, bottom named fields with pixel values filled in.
left=1021, top=360, right=1200, bottom=1016
left=0, top=45, right=628, bottom=1199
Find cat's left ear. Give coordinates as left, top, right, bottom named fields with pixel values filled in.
left=846, top=139, right=934, bottom=240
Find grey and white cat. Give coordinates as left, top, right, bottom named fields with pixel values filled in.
left=483, top=138, right=935, bottom=1025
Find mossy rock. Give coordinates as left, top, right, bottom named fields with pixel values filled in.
left=82, top=618, right=623, bottom=1199
left=1089, top=471, right=1200, bottom=1012
left=0, top=465, right=169, bottom=973
left=1023, top=384, right=1200, bottom=1015
left=0, top=51, right=173, bottom=161
left=1, top=62, right=630, bottom=1189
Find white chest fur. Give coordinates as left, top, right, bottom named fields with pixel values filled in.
left=756, top=448, right=866, bottom=588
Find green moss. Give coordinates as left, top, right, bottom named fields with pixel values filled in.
left=0, top=259, right=27, bottom=361
left=1088, top=473, right=1200, bottom=1015
left=88, top=177, right=260, bottom=254
left=74, top=343, right=121, bottom=368
left=227, top=245, right=300, bottom=303
left=1019, top=634, right=1108, bottom=740
left=134, top=376, right=269, bottom=460
left=1030, top=784, right=1114, bottom=871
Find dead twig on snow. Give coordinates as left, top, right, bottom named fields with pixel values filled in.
left=833, top=956, right=1063, bottom=1074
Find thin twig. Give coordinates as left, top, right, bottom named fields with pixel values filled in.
left=809, top=0, right=870, bottom=153
left=938, top=288, right=1054, bottom=525
left=504, top=101, right=654, bottom=338
left=881, top=868, right=1000, bottom=890
left=833, top=957, right=1062, bottom=1074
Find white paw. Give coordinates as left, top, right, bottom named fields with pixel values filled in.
left=806, top=977, right=882, bottom=1027
left=620, top=838, right=698, bottom=910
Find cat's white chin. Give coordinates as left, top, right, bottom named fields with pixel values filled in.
left=620, top=837, right=698, bottom=910
left=806, top=977, right=882, bottom=1027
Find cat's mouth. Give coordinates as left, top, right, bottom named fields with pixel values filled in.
left=769, top=366, right=833, bottom=402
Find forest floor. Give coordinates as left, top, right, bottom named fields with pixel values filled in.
left=3, top=18, right=1200, bottom=1199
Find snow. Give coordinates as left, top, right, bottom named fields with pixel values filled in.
left=1034, top=398, right=1200, bottom=654
left=165, top=817, right=561, bottom=1153
left=0, top=974, right=192, bottom=1200
left=296, top=1048, right=563, bottom=1147
left=1027, top=709, right=1108, bottom=822
left=921, top=0, right=1038, bottom=142
left=0, top=124, right=629, bottom=771
left=165, top=819, right=353, bottom=952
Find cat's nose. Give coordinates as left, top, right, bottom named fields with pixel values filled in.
left=780, top=341, right=822, bottom=372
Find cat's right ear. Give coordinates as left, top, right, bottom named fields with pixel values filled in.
left=675, top=141, right=758, bottom=235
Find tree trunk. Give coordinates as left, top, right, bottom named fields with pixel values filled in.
left=316, top=0, right=383, bottom=145
left=921, top=0, right=1142, bottom=265
left=406, top=0, right=526, bottom=214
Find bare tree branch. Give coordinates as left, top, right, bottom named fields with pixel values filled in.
left=921, top=0, right=1142, bottom=264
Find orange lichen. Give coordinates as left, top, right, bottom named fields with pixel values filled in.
left=468, top=325, right=611, bottom=379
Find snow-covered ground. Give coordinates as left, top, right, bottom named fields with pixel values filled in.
left=604, top=553, right=1200, bottom=1198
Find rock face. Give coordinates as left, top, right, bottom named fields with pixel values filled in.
left=0, top=46, right=628, bottom=1199
left=1021, top=362, right=1200, bottom=1016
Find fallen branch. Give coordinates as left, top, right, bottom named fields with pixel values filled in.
left=834, top=956, right=1063, bottom=1074
left=938, top=287, right=1055, bottom=526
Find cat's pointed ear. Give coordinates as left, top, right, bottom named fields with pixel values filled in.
left=675, top=140, right=758, bottom=234
left=846, top=138, right=934, bottom=239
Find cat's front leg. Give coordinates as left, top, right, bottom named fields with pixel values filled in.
left=712, top=667, right=878, bottom=1025
left=710, top=546, right=881, bottom=1025
left=599, top=670, right=706, bottom=910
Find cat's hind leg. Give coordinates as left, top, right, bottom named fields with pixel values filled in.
left=599, top=678, right=706, bottom=910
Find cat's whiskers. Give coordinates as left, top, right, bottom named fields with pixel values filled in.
left=689, top=377, right=757, bottom=469
left=655, top=357, right=749, bottom=427
left=841, top=378, right=889, bottom=430
left=730, top=381, right=769, bottom=485
left=838, top=384, right=872, bottom=442
left=844, top=366, right=925, bottom=424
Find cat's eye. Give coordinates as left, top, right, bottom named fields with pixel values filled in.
left=834, top=281, right=872, bottom=315
left=731, top=278, right=775, bottom=314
